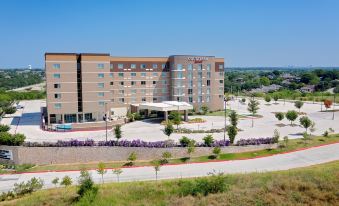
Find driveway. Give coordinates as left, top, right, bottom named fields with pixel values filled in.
left=0, top=143, right=338, bottom=192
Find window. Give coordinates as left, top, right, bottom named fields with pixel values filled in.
left=119, top=90, right=124, bottom=94
left=207, top=88, right=211, bottom=94
left=54, top=84, right=60, bottom=89
left=162, top=80, right=167, bottom=85
left=198, top=96, right=202, bottom=103
left=110, top=82, right=113, bottom=85
left=207, top=64, right=211, bottom=71
left=189, top=80, right=193, bottom=87
left=141, top=89, right=146, bottom=94
left=162, top=88, right=167, bottom=93
left=118, top=64, right=124, bottom=69
left=206, top=96, right=210, bottom=102
left=142, top=97, right=146, bottom=102
left=53, top=74, right=60, bottom=78
left=119, top=81, right=124, bottom=86
left=98, top=73, right=104, bottom=78
left=110, top=64, right=113, bottom=69
left=219, top=80, right=224, bottom=84
left=131, top=89, right=137, bottom=94
left=141, top=81, right=146, bottom=85
left=141, top=72, right=146, bottom=77
left=64, top=114, right=77, bottom=123
left=152, top=72, right=158, bottom=77
left=54, top=93, right=61, bottom=99
left=53, top=64, right=60, bottom=69
left=187, top=64, right=193, bottom=71
left=188, top=72, right=193, bottom=79
left=131, top=72, right=136, bottom=77
left=220, top=72, right=224, bottom=77
left=98, top=83, right=104, bottom=88
left=153, top=81, right=156, bottom=85
left=188, top=88, right=193, bottom=95
left=119, top=98, right=125, bottom=103
left=131, top=97, right=136, bottom=103
left=207, top=72, right=211, bottom=78
left=219, top=87, right=224, bottom=93
left=98, top=101, right=105, bottom=106
left=197, top=64, right=202, bottom=71
left=161, top=73, right=167, bottom=77
left=177, top=72, right=183, bottom=78
left=153, top=97, right=157, bottom=102
left=152, top=64, right=158, bottom=69
left=131, top=64, right=136, bottom=69
left=176, top=64, right=183, bottom=70
left=140, top=64, right=146, bottom=69
left=131, top=81, right=136, bottom=85
left=54, top=103, right=61, bottom=109
left=207, top=80, right=211, bottom=86
left=109, top=73, right=113, bottom=78
left=198, top=71, right=203, bottom=79
left=118, top=73, right=124, bottom=77
left=97, top=64, right=104, bottom=69
left=189, top=96, right=193, bottom=103
left=98, top=92, right=104, bottom=97
left=219, top=64, right=224, bottom=70
left=162, top=64, right=167, bottom=69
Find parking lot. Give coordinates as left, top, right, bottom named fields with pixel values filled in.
left=1, top=99, right=338, bottom=143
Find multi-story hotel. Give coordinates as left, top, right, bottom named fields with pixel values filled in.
left=45, top=53, right=224, bottom=129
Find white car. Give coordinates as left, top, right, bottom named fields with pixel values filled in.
left=16, top=105, right=24, bottom=109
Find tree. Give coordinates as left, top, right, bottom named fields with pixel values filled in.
left=51, top=177, right=59, bottom=187
left=294, top=101, right=304, bottom=112
left=265, top=95, right=271, bottom=104
left=285, top=110, right=298, bottom=125
left=161, top=151, right=172, bottom=164
left=247, top=99, right=260, bottom=127
left=97, top=162, right=107, bottom=184
left=127, top=152, right=137, bottom=166
left=260, top=76, right=270, bottom=86
left=309, top=121, right=316, bottom=136
left=114, top=125, right=122, bottom=142
left=273, top=94, right=280, bottom=103
left=227, top=126, right=238, bottom=144
left=283, top=136, right=289, bottom=147
left=77, top=169, right=98, bottom=198
left=203, top=134, right=214, bottom=146
left=153, top=160, right=161, bottom=181
left=112, top=168, right=123, bottom=182
left=229, top=111, right=238, bottom=128
left=163, top=121, right=174, bottom=139
left=187, top=141, right=195, bottom=159
left=201, top=105, right=209, bottom=115
left=171, top=111, right=182, bottom=129
left=179, top=136, right=191, bottom=147
left=60, top=176, right=72, bottom=187
left=324, top=99, right=332, bottom=110
left=212, top=147, right=221, bottom=159
left=299, top=116, right=312, bottom=134
left=275, top=112, right=284, bottom=122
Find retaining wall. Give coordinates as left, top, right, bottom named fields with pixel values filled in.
left=0, top=144, right=277, bottom=165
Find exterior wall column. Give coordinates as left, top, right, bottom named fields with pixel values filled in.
left=164, top=111, right=168, bottom=121
left=61, top=114, right=65, bottom=124
left=184, top=110, right=188, bottom=121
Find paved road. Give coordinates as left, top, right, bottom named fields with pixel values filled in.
left=1, top=143, right=338, bottom=192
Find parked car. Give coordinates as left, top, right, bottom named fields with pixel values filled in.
left=16, top=105, right=24, bottom=109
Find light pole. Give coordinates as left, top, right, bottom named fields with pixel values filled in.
left=105, top=102, right=108, bottom=142
left=333, top=93, right=336, bottom=120
left=223, top=97, right=227, bottom=142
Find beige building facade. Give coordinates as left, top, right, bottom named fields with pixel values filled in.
left=45, top=53, right=224, bottom=127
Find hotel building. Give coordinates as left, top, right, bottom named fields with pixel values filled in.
left=45, top=53, right=224, bottom=129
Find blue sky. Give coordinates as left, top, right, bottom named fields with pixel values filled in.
left=0, top=0, right=338, bottom=68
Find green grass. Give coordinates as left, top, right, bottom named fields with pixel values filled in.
left=3, top=133, right=336, bottom=174
left=1, top=161, right=339, bottom=206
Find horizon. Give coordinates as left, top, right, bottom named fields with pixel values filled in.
left=0, top=0, right=339, bottom=68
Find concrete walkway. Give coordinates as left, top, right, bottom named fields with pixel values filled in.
left=0, top=143, right=338, bottom=192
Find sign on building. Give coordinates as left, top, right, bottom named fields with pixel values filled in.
left=0, top=149, right=13, bottom=160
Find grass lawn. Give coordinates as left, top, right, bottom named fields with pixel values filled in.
left=1, top=161, right=338, bottom=206
left=1, top=134, right=337, bottom=174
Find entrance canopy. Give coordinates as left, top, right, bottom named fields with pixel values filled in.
left=137, top=101, right=193, bottom=112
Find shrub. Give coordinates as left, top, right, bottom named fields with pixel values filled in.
left=13, top=177, right=44, bottom=196
left=294, top=101, right=304, bottom=112
left=323, top=130, right=329, bottom=137
left=236, top=137, right=278, bottom=146
left=227, top=126, right=238, bottom=144
left=0, top=132, right=25, bottom=146
left=265, top=95, right=271, bottom=103
left=273, top=129, right=280, bottom=142
left=178, top=173, right=229, bottom=196
left=4, top=107, right=16, bottom=114
left=0, top=124, right=10, bottom=132
left=203, top=134, right=214, bottom=146
left=201, top=105, right=209, bottom=115
left=187, top=118, right=206, bottom=123
left=323, top=99, right=332, bottom=110
left=163, top=121, right=174, bottom=138
left=179, top=136, right=191, bottom=147
left=275, top=112, right=284, bottom=121
left=77, top=169, right=98, bottom=200
left=60, top=176, right=72, bottom=187
left=299, top=116, right=312, bottom=133
left=212, top=147, right=221, bottom=158
left=160, top=151, right=172, bottom=164
left=127, top=152, right=137, bottom=165
left=113, top=125, right=122, bottom=141
left=286, top=110, right=298, bottom=125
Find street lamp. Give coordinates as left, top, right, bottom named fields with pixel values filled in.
left=223, top=97, right=227, bottom=142
left=333, top=93, right=336, bottom=120
left=105, top=102, right=108, bottom=142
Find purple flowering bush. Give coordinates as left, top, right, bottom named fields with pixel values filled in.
left=235, top=137, right=278, bottom=146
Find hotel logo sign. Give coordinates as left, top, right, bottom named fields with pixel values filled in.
left=187, top=56, right=209, bottom=63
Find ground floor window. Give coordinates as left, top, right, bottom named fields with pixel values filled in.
left=64, top=114, right=77, bottom=123
left=85, top=113, right=94, bottom=122
left=49, top=114, right=62, bottom=124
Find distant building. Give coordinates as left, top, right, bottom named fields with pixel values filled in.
left=300, top=85, right=315, bottom=93
left=250, top=84, right=282, bottom=93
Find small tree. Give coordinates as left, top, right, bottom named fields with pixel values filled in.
left=51, top=177, right=59, bottom=188
left=201, top=105, right=209, bottom=115
left=97, top=162, right=107, bottom=184
left=163, top=121, right=174, bottom=139
left=309, top=121, right=316, bottom=136
left=227, top=126, right=238, bottom=144
left=283, top=136, right=289, bottom=147
left=302, top=132, right=309, bottom=144
left=212, top=147, right=221, bottom=159
left=294, top=101, right=304, bottom=112
left=203, top=134, right=214, bottom=146
left=153, top=160, right=161, bottom=181
left=273, top=129, right=280, bottom=143
left=77, top=169, right=98, bottom=198
left=324, top=99, right=333, bottom=111
left=170, top=111, right=181, bottom=129
left=265, top=95, right=271, bottom=104
left=187, top=141, right=195, bottom=159
left=127, top=152, right=137, bottom=166
left=161, top=151, right=172, bottom=164
left=299, top=116, right=312, bottom=134
left=273, top=94, right=279, bottom=103
left=247, top=99, right=260, bottom=127
left=114, top=125, right=122, bottom=142
left=112, top=168, right=123, bottom=182
left=275, top=112, right=285, bottom=122
left=285, top=110, right=298, bottom=126
left=229, top=111, right=238, bottom=128
left=179, top=136, right=191, bottom=147
left=60, top=176, right=72, bottom=187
